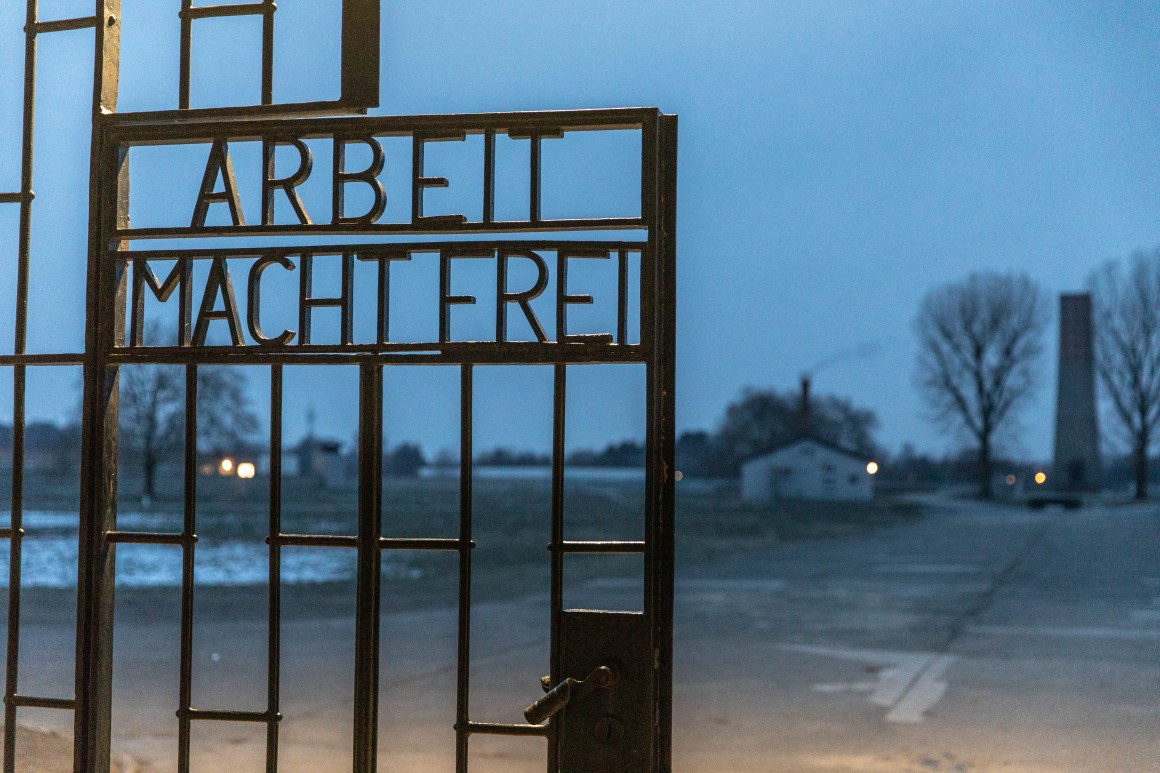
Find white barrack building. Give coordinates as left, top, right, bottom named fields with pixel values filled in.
left=740, top=436, right=874, bottom=502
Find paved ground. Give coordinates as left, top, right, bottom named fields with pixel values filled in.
left=6, top=495, right=1160, bottom=771
left=675, top=495, right=1160, bottom=772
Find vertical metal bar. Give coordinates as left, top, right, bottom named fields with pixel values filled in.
left=554, top=251, right=568, bottom=347
left=653, top=114, right=678, bottom=773
left=640, top=111, right=662, bottom=773
left=438, top=249, right=451, bottom=344
left=376, top=252, right=389, bottom=344
left=340, top=0, right=380, bottom=109
left=638, top=120, right=659, bottom=356
left=298, top=253, right=314, bottom=344
left=617, top=249, right=628, bottom=346
left=341, top=252, right=355, bottom=345
left=76, top=5, right=123, bottom=771
left=410, top=135, right=424, bottom=224
left=3, top=0, right=38, bottom=763
left=640, top=114, right=661, bottom=604
left=353, top=364, right=383, bottom=772
left=3, top=366, right=26, bottom=773
left=260, top=0, right=275, bottom=105
left=547, top=363, right=567, bottom=772
left=179, top=0, right=193, bottom=109
left=177, top=365, right=198, bottom=773
left=639, top=119, right=656, bottom=234
left=265, top=364, right=283, bottom=773
left=13, top=0, right=36, bottom=359
left=482, top=130, right=495, bottom=224
left=454, top=364, right=473, bottom=773
left=529, top=135, right=541, bottom=223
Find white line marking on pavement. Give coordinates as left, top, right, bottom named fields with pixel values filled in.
left=781, top=645, right=957, bottom=723
left=885, top=655, right=956, bottom=724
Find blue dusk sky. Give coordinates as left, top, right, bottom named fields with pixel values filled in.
left=1, top=1, right=1158, bottom=462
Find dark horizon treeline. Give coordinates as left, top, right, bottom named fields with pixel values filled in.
left=1, top=416, right=1158, bottom=490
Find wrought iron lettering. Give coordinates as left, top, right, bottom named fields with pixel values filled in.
left=119, top=244, right=642, bottom=353
left=108, top=109, right=655, bottom=239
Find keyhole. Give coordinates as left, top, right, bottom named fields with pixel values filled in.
left=594, top=716, right=624, bottom=745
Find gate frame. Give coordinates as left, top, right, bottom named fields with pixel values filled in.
left=0, top=3, right=681, bottom=771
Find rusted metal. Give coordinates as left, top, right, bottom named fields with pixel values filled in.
left=266, top=364, right=283, bottom=773
left=1, top=3, right=677, bottom=771
left=557, top=612, right=650, bottom=771
left=454, top=362, right=475, bottom=773
left=524, top=664, right=618, bottom=725
left=354, top=364, right=383, bottom=772
left=75, top=3, right=124, bottom=773
left=176, top=365, right=198, bottom=773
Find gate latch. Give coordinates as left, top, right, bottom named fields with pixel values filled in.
left=523, top=665, right=619, bottom=724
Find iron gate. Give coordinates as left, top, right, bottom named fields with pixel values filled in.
left=1, top=2, right=675, bottom=771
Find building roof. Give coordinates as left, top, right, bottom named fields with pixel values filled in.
left=741, top=434, right=871, bottom=466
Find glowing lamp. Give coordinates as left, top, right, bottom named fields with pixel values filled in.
left=237, top=462, right=256, bottom=479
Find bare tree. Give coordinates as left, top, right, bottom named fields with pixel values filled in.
left=118, top=364, right=183, bottom=500
left=915, top=272, right=1047, bottom=498
left=119, top=365, right=259, bottom=500
left=1087, top=249, right=1160, bottom=499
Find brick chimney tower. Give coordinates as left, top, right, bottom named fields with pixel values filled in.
left=1053, top=293, right=1100, bottom=491
left=799, top=375, right=811, bottom=437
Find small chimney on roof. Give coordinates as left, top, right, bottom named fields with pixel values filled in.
left=799, top=375, right=811, bottom=437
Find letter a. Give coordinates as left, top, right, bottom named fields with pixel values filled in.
left=193, top=257, right=245, bottom=346
left=192, top=139, right=246, bottom=228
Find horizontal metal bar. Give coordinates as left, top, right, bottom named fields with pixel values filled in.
left=104, top=100, right=367, bottom=127
left=0, top=192, right=32, bottom=204
left=181, top=3, right=271, bottom=20
left=462, top=721, right=549, bottom=738
left=104, top=106, right=660, bottom=142
left=117, top=219, right=646, bottom=241
left=0, top=529, right=23, bottom=540
left=107, top=345, right=648, bottom=367
left=7, top=696, right=75, bottom=710
left=118, top=240, right=647, bottom=261
left=0, top=354, right=86, bottom=366
left=180, top=708, right=280, bottom=723
left=378, top=538, right=465, bottom=552
left=105, top=531, right=196, bottom=546
left=551, top=540, right=646, bottom=554
left=26, top=16, right=98, bottom=34
left=270, top=534, right=357, bottom=548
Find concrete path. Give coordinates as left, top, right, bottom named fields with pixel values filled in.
left=7, top=495, right=1160, bottom=771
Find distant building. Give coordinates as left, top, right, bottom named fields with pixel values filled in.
left=293, top=435, right=349, bottom=489
left=740, top=437, right=874, bottom=502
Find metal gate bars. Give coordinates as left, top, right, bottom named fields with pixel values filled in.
left=1, top=2, right=676, bottom=771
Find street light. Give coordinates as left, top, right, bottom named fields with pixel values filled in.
left=1034, top=471, right=1047, bottom=485
left=866, top=461, right=879, bottom=475
left=237, top=462, right=256, bottom=479
left=219, top=457, right=234, bottom=475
